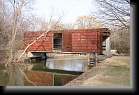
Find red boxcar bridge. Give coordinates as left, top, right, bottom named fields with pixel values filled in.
left=24, top=28, right=111, bottom=63
left=24, top=28, right=110, bottom=54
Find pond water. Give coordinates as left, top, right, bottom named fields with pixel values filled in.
left=0, top=55, right=89, bottom=86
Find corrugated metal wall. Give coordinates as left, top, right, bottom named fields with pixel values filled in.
left=72, top=31, right=98, bottom=53
left=62, top=33, right=72, bottom=52
left=62, top=30, right=102, bottom=54
left=24, top=29, right=110, bottom=54
left=24, top=32, right=52, bottom=51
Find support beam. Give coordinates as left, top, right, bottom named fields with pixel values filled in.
left=95, top=53, right=98, bottom=66
left=106, top=37, right=111, bottom=55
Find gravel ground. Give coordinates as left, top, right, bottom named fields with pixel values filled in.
left=64, top=55, right=130, bottom=86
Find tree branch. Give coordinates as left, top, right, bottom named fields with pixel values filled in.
left=16, top=29, right=49, bottom=62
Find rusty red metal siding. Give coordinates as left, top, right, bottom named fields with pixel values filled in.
left=24, top=31, right=52, bottom=51
left=62, top=29, right=103, bottom=54
left=62, top=33, right=72, bottom=52
left=24, top=28, right=110, bottom=54
left=71, top=30, right=101, bottom=53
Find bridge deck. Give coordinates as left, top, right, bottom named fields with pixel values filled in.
left=27, top=51, right=89, bottom=54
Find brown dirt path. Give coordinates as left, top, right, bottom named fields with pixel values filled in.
left=64, top=55, right=130, bottom=86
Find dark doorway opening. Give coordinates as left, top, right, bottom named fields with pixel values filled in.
left=53, top=33, right=62, bottom=50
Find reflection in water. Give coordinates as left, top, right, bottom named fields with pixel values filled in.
left=24, top=70, right=78, bottom=86
left=0, top=66, right=79, bottom=86
left=0, top=66, right=25, bottom=86
left=46, top=56, right=88, bottom=72
left=0, top=69, right=9, bottom=86
left=0, top=55, right=88, bottom=86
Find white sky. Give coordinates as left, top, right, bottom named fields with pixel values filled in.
left=32, top=0, right=94, bottom=24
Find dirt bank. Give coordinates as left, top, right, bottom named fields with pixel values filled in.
left=64, top=55, right=130, bottom=86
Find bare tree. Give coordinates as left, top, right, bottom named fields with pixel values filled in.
left=47, top=8, right=66, bottom=30
left=16, top=8, right=67, bottom=62
left=90, top=0, right=130, bottom=54
left=63, top=23, right=75, bottom=30
left=74, top=15, right=102, bottom=29
left=91, top=0, right=130, bottom=29
left=24, top=8, right=66, bottom=31
left=2, top=0, right=36, bottom=66
left=0, top=0, right=12, bottom=64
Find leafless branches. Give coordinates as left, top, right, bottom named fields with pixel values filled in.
left=0, top=0, right=36, bottom=66
left=74, top=15, right=102, bottom=29
left=91, top=0, right=130, bottom=29
left=90, top=0, right=130, bottom=54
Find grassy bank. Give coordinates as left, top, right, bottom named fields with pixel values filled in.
left=65, top=55, right=130, bottom=86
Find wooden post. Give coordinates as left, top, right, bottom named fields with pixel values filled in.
left=53, top=73, right=54, bottom=86
left=95, top=53, right=98, bottom=66
left=87, top=53, right=90, bottom=66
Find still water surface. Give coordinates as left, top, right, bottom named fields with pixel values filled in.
left=0, top=55, right=89, bottom=86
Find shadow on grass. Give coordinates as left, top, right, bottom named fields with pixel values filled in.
left=109, top=65, right=130, bottom=71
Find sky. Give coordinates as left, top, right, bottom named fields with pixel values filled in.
left=32, top=0, right=94, bottom=24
